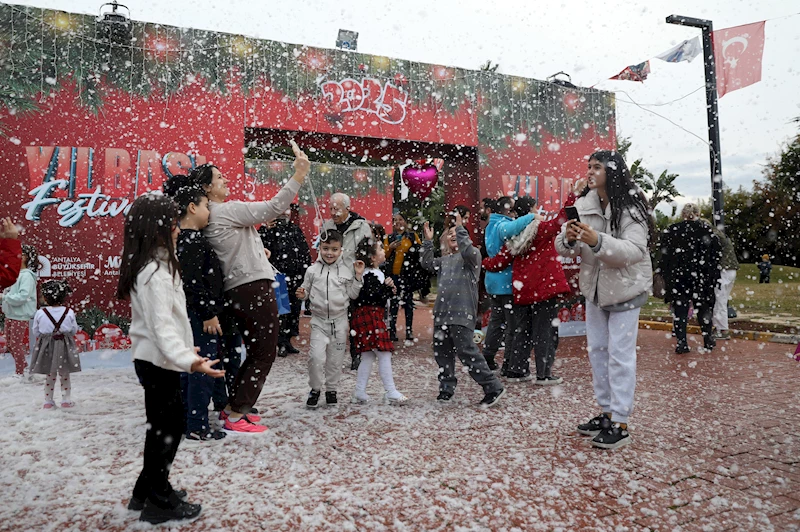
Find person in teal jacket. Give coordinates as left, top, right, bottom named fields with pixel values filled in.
left=481, top=197, right=535, bottom=373
left=1, top=245, right=39, bottom=375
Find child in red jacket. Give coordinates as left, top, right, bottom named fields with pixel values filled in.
left=483, top=181, right=583, bottom=384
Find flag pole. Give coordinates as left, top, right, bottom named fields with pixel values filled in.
left=666, top=15, right=724, bottom=228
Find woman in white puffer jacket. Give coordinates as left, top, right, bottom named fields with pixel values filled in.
left=555, top=150, right=654, bottom=451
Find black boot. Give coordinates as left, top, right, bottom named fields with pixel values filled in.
left=139, top=498, right=201, bottom=524
left=350, top=354, right=361, bottom=370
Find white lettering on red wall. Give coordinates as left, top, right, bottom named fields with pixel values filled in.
left=320, top=78, right=408, bottom=124
left=21, top=146, right=206, bottom=227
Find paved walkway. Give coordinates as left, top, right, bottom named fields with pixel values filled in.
left=3, top=306, right=800, bottom=530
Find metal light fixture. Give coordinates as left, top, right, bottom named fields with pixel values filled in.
left=98, top=1, right=132, bottom=44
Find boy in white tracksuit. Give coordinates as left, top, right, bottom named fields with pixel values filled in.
left=296, top=230, right=363, bottom=408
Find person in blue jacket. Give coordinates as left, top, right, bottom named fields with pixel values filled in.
left=481, top=196, right=536, bottom=373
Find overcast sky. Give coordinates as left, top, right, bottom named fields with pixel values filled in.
left=14, top=0, right=800, bottom=214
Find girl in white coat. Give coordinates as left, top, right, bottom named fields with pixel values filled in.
left=117, top=194, right=225, bottom=525
left=555, top=150, right=654, bottom=450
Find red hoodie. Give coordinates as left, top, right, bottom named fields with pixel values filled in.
left=482, top=195, right=575, bottom=305
left=0, top=238, right=22, bottom=290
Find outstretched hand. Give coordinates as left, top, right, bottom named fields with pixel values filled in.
left=290, top=139, right=310, bottom=183
left=0, top=218, right=19, bottom=239
left=192, top=357, right=225, bottom=378
left=422, top=221, right=434, bottom=241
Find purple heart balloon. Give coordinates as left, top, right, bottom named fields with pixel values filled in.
left=402, top=164, right=438, bottom=200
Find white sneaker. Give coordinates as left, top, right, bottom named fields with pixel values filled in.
left=403, top=339, right=414, bottom=347
left=384, top=392, right=408, bottom=405
left=351, top=392, right=370, bottom=404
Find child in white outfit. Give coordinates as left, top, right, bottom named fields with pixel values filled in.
left=30, top=280, right=80, bottom=409
left=296, top=229, right=363, bottom=408
left=351, top=237, right=407, bottom=405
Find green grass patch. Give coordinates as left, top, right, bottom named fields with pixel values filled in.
left=643, top=263, right=800, bottom=318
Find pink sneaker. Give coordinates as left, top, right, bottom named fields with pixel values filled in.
left=223, top=417, right=268, bottom=433
left=42, top=401, right=56, bottom=410
left=219, top=410, right=261, bottom=423
left=60, top=401, right=75, bottom=408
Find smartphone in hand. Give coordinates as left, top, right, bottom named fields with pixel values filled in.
left=565, top=206, right=581, bottom=224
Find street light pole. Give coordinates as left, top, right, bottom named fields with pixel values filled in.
left=666, top=15, right=724, bottom=228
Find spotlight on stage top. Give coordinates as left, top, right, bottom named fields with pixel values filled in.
left=98, top=1, right=132, bottom=44
left=336, top=30, right=359, bottom=52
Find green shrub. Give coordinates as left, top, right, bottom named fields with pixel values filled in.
left=107, top=314, right=130, bottom=335
left=76, top=307, right=108, bottom=338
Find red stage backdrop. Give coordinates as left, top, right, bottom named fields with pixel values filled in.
left=0, top=4, right=615, bottom=314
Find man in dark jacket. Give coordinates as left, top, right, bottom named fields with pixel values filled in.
left=259, top=206, right=312, bottom=355
left=660, top=204, right=722, bottom=354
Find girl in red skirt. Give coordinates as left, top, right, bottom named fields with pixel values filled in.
left=351, top=237, right=407, bottom=405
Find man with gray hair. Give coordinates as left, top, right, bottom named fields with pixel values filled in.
left=321, top=193, right=374, bottom=266
left=321, top=192, right=375, bottom=369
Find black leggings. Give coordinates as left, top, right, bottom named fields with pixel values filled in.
left=132, top=360, right=185, bottom=507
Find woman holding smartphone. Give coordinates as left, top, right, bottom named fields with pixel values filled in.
left=555, top=150, right=653, bottom=450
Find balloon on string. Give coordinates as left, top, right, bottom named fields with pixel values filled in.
left=402, top=162, right=438, bottom=200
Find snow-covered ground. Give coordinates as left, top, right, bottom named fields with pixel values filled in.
left=1, top=331, right=798, bottom=530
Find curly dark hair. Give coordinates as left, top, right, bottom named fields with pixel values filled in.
left=354, top=236, right=379, bottom=266
left=41, top=280, right=72, bottom=306
left=21, top=245, right=39, bottom=272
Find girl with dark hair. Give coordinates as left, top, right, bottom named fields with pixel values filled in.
left=556, top=150, right=653, bottom=450
left=1, top=244, right=39, bottom=375
left=190, top=140, right=309, bottom=432
left=118, top=193, right=225, bottom=525
left=351, top=237, right=407, bottom=405
left=30, top=280, right=80, bottom=408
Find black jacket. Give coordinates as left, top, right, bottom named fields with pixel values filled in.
left=659, top=220, right=722, bottom=304
left=176, top=229, right=225, bottom=321
left=353, top=270, right=393, bottom=309
left=259, top=218, right=312, bottom=277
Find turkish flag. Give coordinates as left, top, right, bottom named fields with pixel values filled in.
left=713, top=21, right=766, bottom=98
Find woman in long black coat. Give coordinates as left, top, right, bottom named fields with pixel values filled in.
left=659, top=203, right=722, bottom=354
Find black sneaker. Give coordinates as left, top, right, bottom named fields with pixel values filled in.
left=500, top=363, right=509, bottom=378
left=128, top=489, right=187, bottom=512
left=325, top=391, right=338, bottom=406
left=703, top=338, right=716, bottom=351
left=576, top=414, right=609, bottom=436
left=185, top=429, right=227, bottom=443
left=284, top=342, right=300, bottom=354
left=277, top=346, right=289, bottom=358
left=591, top=420, right=632, bottom=450
left=436, top=391, right=453, bottom=403
left=389, top=333, right=399, bottom=342
left=675, top=345, right=690, bottom=354
left=248, top=407, right=259, bottom=415
left=505, top=372, right=533, bottom=383
left=485, top=357, right=499, bottom=372
left=139, top=498, right=202, bottom=524
left=535, top=376, right=564, bottom=386
left=480, top=388, right=506, bottom=408
left=306, top=389, right=321, bottom=409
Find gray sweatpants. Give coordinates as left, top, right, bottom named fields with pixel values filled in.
left=308, top=315, right=348, bottom=392
left=585, top=301, right=640, bottom=423
left=434, top=324, right=504, bottom=395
